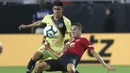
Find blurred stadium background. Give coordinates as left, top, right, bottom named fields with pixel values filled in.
left=0, top=0, right=130, bottom=73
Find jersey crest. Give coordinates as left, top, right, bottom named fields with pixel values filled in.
left=51, top=16, right=66, bottom=37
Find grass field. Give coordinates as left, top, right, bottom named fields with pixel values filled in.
left=0, top=65, right=130, bottom=73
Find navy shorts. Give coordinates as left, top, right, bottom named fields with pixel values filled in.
left=45, top=53, right=80, bottom=72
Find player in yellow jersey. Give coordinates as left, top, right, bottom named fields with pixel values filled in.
left=19, top=1, right=71, bottom=73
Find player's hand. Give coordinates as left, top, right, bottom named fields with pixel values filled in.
left=19, top=24, right=28, bottom=30
left=64, top=42, right=70, bottom=49
left=43, top=40, right=50, bottom=50
left=106, top=66, right=116, bottom=71
left=43, top=44, right=50, bottom=50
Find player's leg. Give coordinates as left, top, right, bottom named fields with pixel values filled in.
left=34, top=61, right=50, bottom=73
left=62, top=72, right=68, bottom=73
left=26, top=51, right=43, bottom=73
left=34, top=59, right=62, bottom=73
left=67, top=63, right=79, bottom=73
left=26, top=44, right=49, bottom=73
left=60, top=53, right=80, bottom=73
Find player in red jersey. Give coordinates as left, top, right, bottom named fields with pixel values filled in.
left=34, top=22, right=116, bottom=73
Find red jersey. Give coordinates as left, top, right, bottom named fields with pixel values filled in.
left=64, top=37, right=94, bottom=58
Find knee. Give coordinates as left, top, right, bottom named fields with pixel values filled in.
left=67, top=63, right=75, bottom=73
left=67, top=68, right=75, bottom=73
left=32, top=51, right=43, bottom=61
left=34, top=63, right=42, bottom=73
left=34, top=61, right=49, bottom=72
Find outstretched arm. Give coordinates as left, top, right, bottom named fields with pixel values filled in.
left=19, top=20, right=42, bottom=30
left=90, top=49, right=116, bottom=71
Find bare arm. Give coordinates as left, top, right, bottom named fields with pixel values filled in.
left=45, top=41, right=71, bottom=58
left=42, top=40, right=64, bottom=58
left=26, top=20, right=42, bottom=27
left=44, top=38, right=71, bottom=58
left=47, top=49, right=63, bottom=58
left=91, top=49, right=108, bottom=68
left=19, top=20, right=42, bottom=30
left=68, top=32, right=72, bottom=41
left=90, top=49, right=116, bottom=71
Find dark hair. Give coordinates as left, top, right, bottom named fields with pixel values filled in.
left=72, top=22, right=82, bottom=31
left=52, top=1, right=63, bottom=7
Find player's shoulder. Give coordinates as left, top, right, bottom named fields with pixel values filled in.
left=63, top=16, right=71, bottom=23
left=79, top=37, right=89, bottom=42
left=44, top=14, right=53, bottom=18
left=79, top=37, right=88, bottom=39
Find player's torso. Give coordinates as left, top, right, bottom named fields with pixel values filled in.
left=44, top=15, right=67, bottom=49
left=65, top=37, right=86, bottom=57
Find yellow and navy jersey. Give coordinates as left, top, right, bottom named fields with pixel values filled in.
left=39, top=14, right=71, bottom=50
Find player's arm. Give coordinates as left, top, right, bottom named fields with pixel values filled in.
left=19, top=15, right=49, bottom=30
left=64, top=18, right=72, bottom=42
left=49, top=41, right=70, bottom=57
left=47, top=49, right=63, bottom=58
left=68, top=32, right=72, bottom=40
left=45, top=37, right=71, bottom=58
left=43, top=40, right=64, bottom=58
left=45, top=41, right=71, bottom=58
left=19, top=20, right=42, bottom=30
left=90, top=49, right=116, bottom=71
left=83, top=38, right=116, bottom=71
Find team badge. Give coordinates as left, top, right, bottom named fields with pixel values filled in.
left=58, top=23, right=63, bottom=28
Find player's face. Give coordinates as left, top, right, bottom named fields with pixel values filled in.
left=106, top=8, right=111, bottom=16
left=71, top=25, right=81, bottom=38
left=52, top=6, right=63, bottom=17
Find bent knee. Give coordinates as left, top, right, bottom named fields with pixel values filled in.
left=67, top=63, right=75, bottom=73
left=34, top=61, right=50, bottom=72
left=32, top=51, right=43, bottom=61
left=35, top=63, right=41, bottom=71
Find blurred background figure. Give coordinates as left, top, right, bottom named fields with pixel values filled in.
left=104, top=7, right=116, bottom=32
left=22, top=0, right=37, bottom=4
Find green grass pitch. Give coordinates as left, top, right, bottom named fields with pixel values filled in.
left=0, top=65, right=130, bottom=73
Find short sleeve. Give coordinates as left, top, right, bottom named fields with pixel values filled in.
left=64, top=17, right=71, bottom=33
left=66, top=20, right=71, bottom=33
left=83, top=38, right=94, bottom=50
left=40, top=15, right=49, bottom=26
left=64, top=19, right=71, bottom=41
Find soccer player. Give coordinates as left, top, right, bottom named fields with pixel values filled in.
left=19, top=1, right=71, bottom=73
left=34, top=23, right=116, bottom=73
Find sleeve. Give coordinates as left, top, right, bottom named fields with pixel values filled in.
left=65, top=19, right=71, bottom=33
left=83, top=38, right=94, bottom=50
left=41, top=15, right=48, bottom=23
left=64, top=18, right=72, bottom=41
left=64, top=33, right=71, bottom=42
left=38, top=15, right=48, bottom=26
